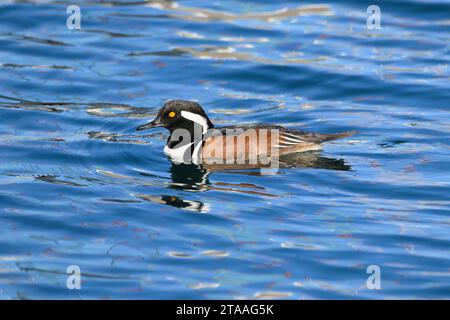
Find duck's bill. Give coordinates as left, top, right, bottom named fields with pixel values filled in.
left=136, top=118, right=162, bottom=131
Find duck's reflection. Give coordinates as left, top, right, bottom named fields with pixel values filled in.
left=137, top=152, right=351, bottom=213
left=136, top=194, right=210, bottom=213
left=136, top=163, right=212, bottom=212
left=168, top=163, right=211, bottom=191
left=277, top=152, right=351, bottom=171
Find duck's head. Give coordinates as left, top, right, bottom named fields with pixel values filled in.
left=137, top=100, right=214, bottom=134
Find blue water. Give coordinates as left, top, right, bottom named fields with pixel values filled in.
left=0, top=0, right=449, bottom=299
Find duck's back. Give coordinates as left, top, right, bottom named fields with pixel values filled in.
left=201, top=124, right=355, bottom=161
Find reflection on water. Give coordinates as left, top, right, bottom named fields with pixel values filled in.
left=202, top=152, right=351, bottom=173
left=137, top=194, right=210, bottom=213
left=136, top=155, right=350, bottom=213
left=0, top=94, right=153, bottom=117
left=0, top=0, right=449, bottom=299
left=168, top=163, right=211, bottom=191
left=145, top=1, right=333, bottom=22
left=128, top=43, right=330, bottom=65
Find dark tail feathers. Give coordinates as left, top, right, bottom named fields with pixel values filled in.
left=320, top=131, right=357, bottom=143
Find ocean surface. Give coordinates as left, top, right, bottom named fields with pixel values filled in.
left=0, top=0, right=449, bottom=299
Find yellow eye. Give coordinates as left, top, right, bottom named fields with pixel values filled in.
left=168, top=111, right=176, bottom=118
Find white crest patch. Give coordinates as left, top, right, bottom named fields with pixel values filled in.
left=181, top=111, right=209, bottom=134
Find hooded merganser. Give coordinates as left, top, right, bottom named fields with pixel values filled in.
left=137, top=100, right=355, bottom=165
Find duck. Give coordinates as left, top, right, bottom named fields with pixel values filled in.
left=137, top=100, right=355, bottom=166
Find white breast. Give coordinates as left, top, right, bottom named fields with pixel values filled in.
left=163, top=140, right=202, bottom=165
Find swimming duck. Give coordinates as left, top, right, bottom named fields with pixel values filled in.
left=137, top=100, right=355, bottom=165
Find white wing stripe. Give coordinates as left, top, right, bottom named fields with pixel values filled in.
left=282, top=132, right=306, bottom=140
left=273, top=144, right=295, bottom=149
left=281, top=135, right=304, bottom=143
left=279, top=139, right=300, bottom=145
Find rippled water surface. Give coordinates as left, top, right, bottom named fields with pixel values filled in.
left=0, top=0, right=449, bottom=299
